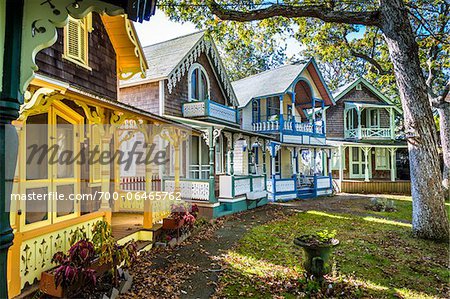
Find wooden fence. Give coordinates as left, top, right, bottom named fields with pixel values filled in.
left=119, top=175, right=161, bottom=192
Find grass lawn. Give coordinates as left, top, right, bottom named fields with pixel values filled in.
left=216, top=196, right=450, bottom=298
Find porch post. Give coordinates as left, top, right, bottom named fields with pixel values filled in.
left=389, top=147, right=397, bottom=182
left=343, top=109, right=347, bottom=138
left=357, top=108, right=362, bottom=139
left=247, top=140, right=252, bottom=175
left=0, top=1, right=23, bottom=298
left=279, top=94, right=284, bottom=130
left=389, top=107, right=395, bottom=139
left=362, top=147, right=371, bottom=182
left=291, top=91, right=296, bottom=131
left=262, top=142, right=267, bottom=186
left=100, top=136, right=112, bottom=224
left=143, top=132, right=154, bottom=230
left=338, top=145, right=344, bottom=182
left=312, top=97, right=316, bottom=133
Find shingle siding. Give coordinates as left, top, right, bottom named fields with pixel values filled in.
left=36, top=13, right=117, bottom=101
left=120, top=82, right=160, bottom=115
left=326, top=85, right=391, bottom=138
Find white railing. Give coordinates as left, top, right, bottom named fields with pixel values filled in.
left=275, top=179, right=296, bottom=193
left=164, top=179, right=210, bottom=201
left=345, top=127, right=392, bottom=139
left=219, top=175, right=266, bottom=198
left=209, top=101, right=237, bottom=123
left=252, top=120, right=280, bottom=131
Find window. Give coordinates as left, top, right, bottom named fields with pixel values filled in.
left=252, top=100, right=260, bottom=123
left=64, top=14, right=91, bottom=68
left=274, top=152, right=281, bottom=175
left=331, top=150, right=345, bottom=170
left=188, top=63, right=209, bottom=101
left=375, top=148, right=389, bottom=170
left=367, top=109, right=380, bottom=128
left=346, top=108, right=358, bottom=129
left=267, top=97, right=280, bottom=120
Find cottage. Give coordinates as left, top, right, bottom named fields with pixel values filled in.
left=120, top=31, right=272, bottom=218
left=326, top=77, right=410, bottom=194
left=232, top=59, right=335, bottom=201
left=7, top=12, right=179, bottom=297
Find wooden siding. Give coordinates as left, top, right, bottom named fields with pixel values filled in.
left=164, top=52, right=228, bottom=117
left=120, top=81, right=160, bottom=114
left=340, top=180, right=411, bottom=195
left=36, top=13, right=117, bottom=101
left=326, top=85, right=391, bottom=139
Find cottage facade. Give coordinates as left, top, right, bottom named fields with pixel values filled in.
left=233, top=59, right=335, bottom=201
left=326, top=77, right=410, bottom=194
left=8, top=13, right=178, bottom=297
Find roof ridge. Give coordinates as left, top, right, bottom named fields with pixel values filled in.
left=142, top=30, right=206, bottom=49
left=232, top=63, right=303, bottom=84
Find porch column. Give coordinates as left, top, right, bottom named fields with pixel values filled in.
left=262, top=142, right=267, bottom=186
left=389, top=107, right=395, bottom=139
left=357, top=108, right=362, bottom=139
left=0, top=2, right=22, bottom=298
left=291, top=91, right=296, bottom=131
left=328, top=149, right=333, bottom=177
left=312, top=97, right=316, bottom=133
left=224, top=132, right=234, bottom=176
left=389, top=147, right=397, bottom=182
left=248, top=140, right=252, bottom=175
left=100, top=136, right=112, bottom=223
left=201, top=128, right=221, bottom=203
left=279, top=95, right=284, bottom=130
left=338, top=145, right=344, bottom=182
left=362, top=147, right=371, bottom=182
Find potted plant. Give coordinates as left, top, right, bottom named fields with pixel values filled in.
left=293, top=229, right=339, bottom=280
left=40, top=240, right=97, bottom=298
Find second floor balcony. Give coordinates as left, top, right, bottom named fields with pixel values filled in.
left=183, top=99, right=238, bottom=125
left=344, top=102, right=396, bottom=140
left=252, top=114, right=325, bottom=136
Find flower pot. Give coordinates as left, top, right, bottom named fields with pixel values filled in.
left=39, top=271, right=63, bottom=298
left=162, top=217, right=184, bottom=230
left=293, top=237, right=339, bottom=279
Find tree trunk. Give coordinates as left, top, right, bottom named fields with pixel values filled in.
left=438, top=103, right=450, bottom=196
left=379, top=0, right=449, bottom=240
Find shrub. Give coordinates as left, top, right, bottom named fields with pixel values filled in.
left=368, top=198, right=397, bottom=212
left=298, top=229, right=337, bottom=245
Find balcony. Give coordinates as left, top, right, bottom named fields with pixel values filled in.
left=345, top=127, right=393, bottom=140
left=252, top=115, right=324, bottom=135
left=182, top=100, right=237, bottom=124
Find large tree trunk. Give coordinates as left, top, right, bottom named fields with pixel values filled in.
left=379, top=0, right=449, bottom=240
left=438, top=103, right=450, bottom=194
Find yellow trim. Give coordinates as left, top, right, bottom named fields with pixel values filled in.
left=20, top=211, right=106, bottom=241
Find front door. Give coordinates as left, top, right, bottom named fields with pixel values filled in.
left=349, top=147, right=371, bottom=179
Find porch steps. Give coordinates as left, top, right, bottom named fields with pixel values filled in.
left=297, top=188, right=315, bottom=199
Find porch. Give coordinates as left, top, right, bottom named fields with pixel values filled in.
left=344, top=102, right=396, bottom=140
left=338, top=180, right=411, bottom=195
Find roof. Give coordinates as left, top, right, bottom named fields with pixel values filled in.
left=231, top=58, right=334, bottom=108
left=120, top=31, right=239, bottom=106
left=333, top=77, right=402, bottom=114
left=124, top=31, right=206, bottom=85
left=232, top=63, right=308, bottom=107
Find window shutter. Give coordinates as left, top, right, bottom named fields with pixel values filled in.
left=65, top=16, right=89, bottom=66
left=89, top=125, right=102, bottom=184
left=67, top=18, right=80, bottom=59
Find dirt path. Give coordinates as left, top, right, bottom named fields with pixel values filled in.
left=124, top=194, right=398, bottom=298
left=124, top=204, right=293, bottom=299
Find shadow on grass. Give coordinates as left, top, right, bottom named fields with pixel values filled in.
left=217, top=209, right=449, bottom=299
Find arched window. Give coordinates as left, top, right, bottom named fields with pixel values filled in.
left=188, top=63, right=209, bottom=101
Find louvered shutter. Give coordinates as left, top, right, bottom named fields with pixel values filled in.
left=65, top=16, right=88, bottom=66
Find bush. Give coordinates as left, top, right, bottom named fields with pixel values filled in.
left=368, top=198, right=397, bottom=212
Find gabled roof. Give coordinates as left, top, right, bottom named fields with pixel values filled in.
left=101, top=15, right=148, bottom=80
left=333, top=77, right=402, bottom=114
left=231, top=58, right=334, bottom=108
left=120, top=31, right=239, bottom=106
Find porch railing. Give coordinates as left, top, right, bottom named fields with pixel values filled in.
left=252, top=118, right=324, bottom=135
left=183, top=100, right=237, bottom=124
left=345, top=127, right=392, bottom=139
left=219, top=175, right=266, bottom=198
left=163, top=178, right=210, bottom=201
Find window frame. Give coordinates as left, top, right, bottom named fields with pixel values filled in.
left=188, top=63, right=210, bottom=102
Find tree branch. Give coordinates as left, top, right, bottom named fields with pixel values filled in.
left=206, top=1, right=381, bottom=27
